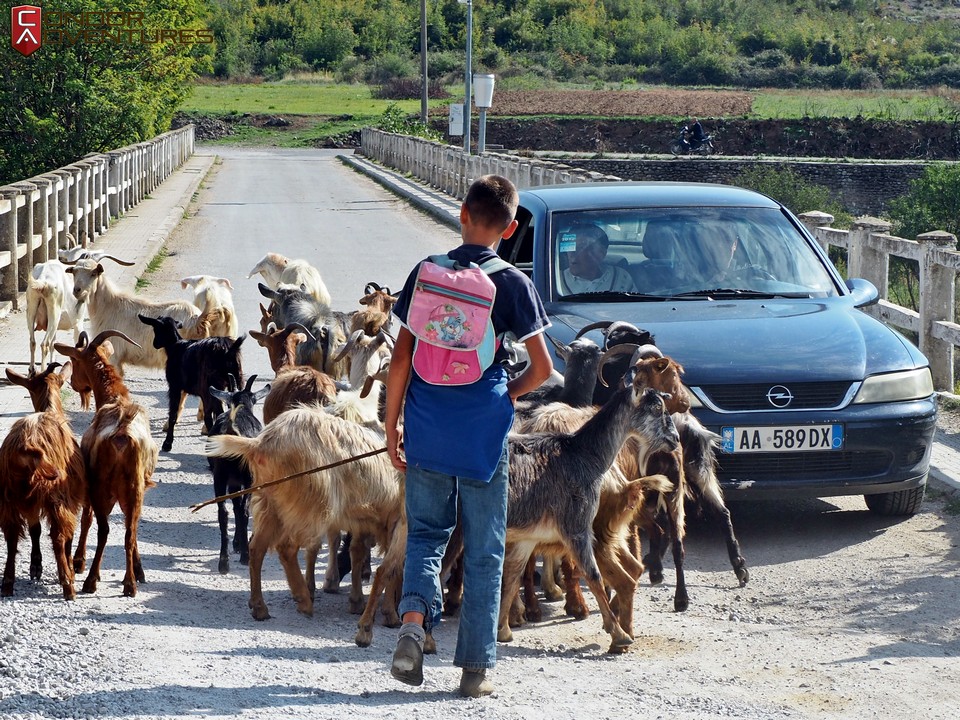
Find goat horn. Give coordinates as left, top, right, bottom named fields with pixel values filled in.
left=573, top=320, right=614, bottom=340
left=280, top=322, right=315, bottom=341
left=633, top=343, right=663, bottom=360
left=97, top=254, right=136, bottom=266
left=88, top=329, right=142, bottom=351
left=244, top=375, right=257, bottom=393
left=601, top=321, right=644, bottom=346
left=364, top=281, right=382, bottom=293
left=596, top=343, right=641, bottom=387
left=333, top=329, right=364, bottom=363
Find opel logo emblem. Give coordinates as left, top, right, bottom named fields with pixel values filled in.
left=766, top=385, right=794, bottom=408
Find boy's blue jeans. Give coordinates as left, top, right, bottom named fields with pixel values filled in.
left=398, top=440, right=509, bottom=670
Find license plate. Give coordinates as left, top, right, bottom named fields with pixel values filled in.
left=720, top=424, right=843, bottom=453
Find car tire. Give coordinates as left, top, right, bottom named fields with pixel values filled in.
left=864, top=483, right=926, bottom=516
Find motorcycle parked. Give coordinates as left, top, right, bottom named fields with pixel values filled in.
left=670, top=125, right=717, bottom=156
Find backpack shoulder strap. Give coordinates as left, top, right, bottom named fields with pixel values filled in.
left=479, top=257, right=512, bottom=275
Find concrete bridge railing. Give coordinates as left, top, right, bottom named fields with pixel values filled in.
left=362, top=128, right=960, bottom=392
left=0, top=124, right=195, bottom=310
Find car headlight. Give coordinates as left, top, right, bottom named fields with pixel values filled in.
left=851, top=368, right=934, bottom=404
left=683, top=385, right=702, bottom=408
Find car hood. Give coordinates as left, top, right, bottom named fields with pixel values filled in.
left=546, top=298, right=927, bottom=385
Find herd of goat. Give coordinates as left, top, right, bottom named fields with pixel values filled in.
left=1, top=246, right=750, bottom=655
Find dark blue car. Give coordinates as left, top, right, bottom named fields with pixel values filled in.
left=500, top=182, right=936, bottom=515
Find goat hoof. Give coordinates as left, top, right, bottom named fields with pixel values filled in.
left=606, top=640, right=632, bottom=654
left=239, top=554, right=249, bottom=566
left=496, top=626, right=514, bottom=643
left=354, top=625, right=373, bottom=648
left=735, top=564, right=749, bottom=586
left=295, top=600, right=314, bottom=617
left=161, top=440, right=173, bottom=452
left=524, top=605, right=542, bottom=623
left=674, top=595, right=689, bottom=613
left=81, top=579, right=97, bottom=594
left=63, top=587, right=77, bottom=601
left=648, top=570, right=664, bottom=585
left=543, top=587, right=564, bottom=602
left=72, top=558, right=85, bottom=573
left=218, top=557, right=230, bottom=575
left=250, top=606, right=270, bottom=621
left=0, top=585, right=12, bottom=598
left=349, top=597, right=366, bottom=615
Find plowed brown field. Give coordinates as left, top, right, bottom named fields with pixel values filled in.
left=482, top=89, right=754, bottom=117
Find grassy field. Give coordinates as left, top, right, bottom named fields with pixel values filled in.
left=180, top=80, right=959, bottom=121
left=183, top=80, right=436, bottom=118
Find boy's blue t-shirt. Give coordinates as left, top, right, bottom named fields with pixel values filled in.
left=394, top=244, right=551, bottom=481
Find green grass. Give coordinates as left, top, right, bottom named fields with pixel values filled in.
left=136, top=246, right=169, bottom=291
left=751, top=88, right=959, bottom=122
left=182, top=80, right=438, bottom=117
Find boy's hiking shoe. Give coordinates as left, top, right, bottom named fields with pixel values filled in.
left=459, top=669, right=494, bottom=698
left=390, top=623, right=425, bottom=686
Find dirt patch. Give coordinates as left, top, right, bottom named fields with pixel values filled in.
left=479, top=89, right=754, bottom=118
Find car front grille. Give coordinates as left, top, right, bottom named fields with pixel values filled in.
left=717, top=450, right=892, bottom=482
left=700, top=381, right=855, bottom=411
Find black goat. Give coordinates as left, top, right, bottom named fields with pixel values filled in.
left=137, top=314, right=245, bottom=451
left=573, top=320, right=655, bottom=405
left=207, top=375, right=270, bottom=574
left=515, top=334, right=602, bottom=424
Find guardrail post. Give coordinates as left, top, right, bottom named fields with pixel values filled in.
left=31, top=178, right=51, bottom=262
left=14, top=183, right=37, bottom=285
left=1, top=188, right=20, bottom=307
left=918, top=230, right=957, bottom=391
left=847, top=216, right=889, bottom=283
left=797, top=211, right=835, bottom=253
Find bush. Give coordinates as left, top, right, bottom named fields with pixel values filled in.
left=734, top=166, right=853, bottom=227
left=363, top=54, right=418, bottom=85
left=887, top=163, right=960, bottom=241
left=375, top=104, right=442, bottom=141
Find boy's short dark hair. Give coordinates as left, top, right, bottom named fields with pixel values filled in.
left=464, top=175, right=519, bottom=232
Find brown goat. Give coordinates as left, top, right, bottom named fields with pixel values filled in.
left=1, top=363, right=86, bottom=599
left=349, top=283, right=397, bottom=337
left=249, top=323, right=338, bottom=424
left=55, top=331, right=158, bottom=597
left=203, top=406, right=403, bottom=630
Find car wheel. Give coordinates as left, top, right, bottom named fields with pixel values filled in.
left=864, top=483, right=926, bottom=516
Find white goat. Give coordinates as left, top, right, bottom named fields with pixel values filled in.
left=65, top=259, right=201, bottom=375
left=247, top=252, right=331, bottom=306
left=180, top=275, right=239, bottom=338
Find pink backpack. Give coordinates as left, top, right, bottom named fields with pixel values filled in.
left=408, top=255, right=512, bottom=385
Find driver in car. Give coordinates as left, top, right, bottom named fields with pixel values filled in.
left=685, top=224, right=775, bottom=286
left=561, top=224, right=637, bottom=294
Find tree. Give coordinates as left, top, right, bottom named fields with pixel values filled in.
left=0, top=0, right=211, bottom=185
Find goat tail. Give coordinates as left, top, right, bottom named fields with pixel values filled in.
left=204, top=434, right=258, bottom=468
left=639, top=472, right=673, bottom=496
left=27, top=459, right=65, bottom=498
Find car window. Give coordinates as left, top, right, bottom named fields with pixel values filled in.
left=552, top=207, right=838, bottom=299
left=498, top=206, right=534, bottom=278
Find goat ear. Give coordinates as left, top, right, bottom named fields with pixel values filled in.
left=257, top=283, right=279, bottom=300
left=58, top=361, right=73, bottom=383
left=4, top=367, right=27, bottom=387
left=100, top=340, right=116, bottom=358
left=209, top=386, right=233, bottom=404
left=253, top=384, right=271, bottom=402
left=654, top=357, right=672, bottom=373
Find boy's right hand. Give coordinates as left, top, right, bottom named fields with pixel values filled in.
left=387, top=426, right=407, bottom=471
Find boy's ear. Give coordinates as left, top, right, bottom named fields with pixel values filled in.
left=501, top=218, right=519, bottom=240
left=459, top=203, right=470, bottom=226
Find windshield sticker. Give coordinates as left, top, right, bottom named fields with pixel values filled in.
left=559, top=233, right=577, bottom=253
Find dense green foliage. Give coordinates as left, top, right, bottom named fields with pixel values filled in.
left=204, top=0, right=960, bottom=88
left=734, top=166, right=853, bottom=227
left=887, top=163, right=960, bottom=241
left=0, top=0, right=211, bottom=184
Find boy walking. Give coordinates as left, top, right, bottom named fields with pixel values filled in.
left=385, top=175, right=553, bottom=697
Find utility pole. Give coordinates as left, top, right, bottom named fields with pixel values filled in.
left=420, top=0, right=428, bottom=125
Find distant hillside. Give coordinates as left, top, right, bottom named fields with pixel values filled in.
left=204, top=0, right=960, bottom=89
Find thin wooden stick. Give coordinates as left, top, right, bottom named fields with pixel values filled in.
left=189, top=446, right=388, bottom=513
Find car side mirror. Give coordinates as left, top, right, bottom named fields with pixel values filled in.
left=845, top=277, right=879, bottom=308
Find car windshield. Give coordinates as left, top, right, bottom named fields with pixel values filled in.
left=552, top=207, right=839, bottom=300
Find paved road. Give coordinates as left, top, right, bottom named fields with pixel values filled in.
left=0, top=146, right=957, bottom=720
